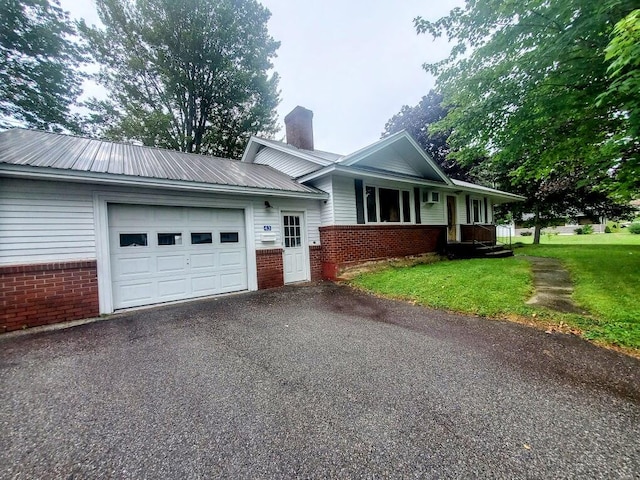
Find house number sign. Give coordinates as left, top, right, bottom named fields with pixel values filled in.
left=263, top=225, right=272, bottom=231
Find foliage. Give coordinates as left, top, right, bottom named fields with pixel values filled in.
left=574, top=224, right=593, bottom=235
left=520, top=231, right=532, bottom=237
left=598, top=10, right=640, bottom=196
left=629, top=222, right=640, bottom=234
left=0, top=0, right=86, bottom=131
left=81, top=0, right=280, bottom=158
left=382, top=90, right=479, bottom=181
left=604, top=225, right=612, bottom=233
left=415, top=0, right=639, bottom=233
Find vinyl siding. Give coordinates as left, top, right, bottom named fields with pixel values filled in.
left=420, top=190, right=447, bottom=224
left=308, top=176, right=334, bottom=225
left=332, top=175, right=358, bottom=225
left=0, top=178, right=96, bottom=264
left=0, top=177, right=323, bottom=266
left=357, top=154, right=421, bottom=177
left=254, top=147, right=322, bottom=178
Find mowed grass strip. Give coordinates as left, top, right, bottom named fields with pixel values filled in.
left=517, top=243, right=640, bottom=348
left=351, top=257, right=534, bottom=318
left=351, top=235, right=640, bottom=351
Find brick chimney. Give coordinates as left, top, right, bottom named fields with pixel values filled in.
left=284, top=106, right=314, bottom=150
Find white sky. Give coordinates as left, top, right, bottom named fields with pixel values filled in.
left=60, top=0, right=463, bottom=154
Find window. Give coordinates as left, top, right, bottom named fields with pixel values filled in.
left=472, top=199, right=483, bottom=223
left=283, top=215, right=301, bottom=247
left=158, top=233, right=182, bottom=245
left=220, top=232, right=239, bottom=243
left=191, top=232, right=212, bottom=244
left=364, top=185, right=412, bottom=223
left=119, top=233, right=147, bottom=247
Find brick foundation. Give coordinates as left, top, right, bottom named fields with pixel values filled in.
left=1, top=260, right=99, bottom=332
left=256, top=248, right=284, bottom=289
left=319, top=225, right=446, bottom=279
left=309, top=245, right=322, bottom=281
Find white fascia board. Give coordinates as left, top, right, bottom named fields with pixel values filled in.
left=240, top=137, right=261, bottom=163
left=0, top=164, right=329, bottom=200
left=299, top=164, right=524, bottom=202
left=240, top=136, right=333, bottom=166
left=338, top=131, right=453, bottom=185
left=298, top=165, right=448, bottom=189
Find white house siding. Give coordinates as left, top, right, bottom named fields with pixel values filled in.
left=308, top=176, right=334, bottom=226
left=357, top=154, right=421, bottom=177
left=0, top=177, right=323, bottom=266
left=254, top=148, right=322, bottom=178
left=0, top=177, right=96, bottom=265
left=331, top=175, right=358, bottom=225
left=252, top=197, right=322, bottom=248
left=420, top=191, right=446, bottom=224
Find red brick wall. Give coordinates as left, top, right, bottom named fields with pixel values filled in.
left=309, top=245, right=322, bottom=281
left=1, top=260, right=99, bottom=333
left=256, top=248, right=284, bottom=289
left=319, top=225, right=446, bottom=279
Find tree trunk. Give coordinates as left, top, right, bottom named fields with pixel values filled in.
left=533, top=207, right=541, bottom=245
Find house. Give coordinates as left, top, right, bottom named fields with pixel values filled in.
left=0, top=106, right=523, bottom=332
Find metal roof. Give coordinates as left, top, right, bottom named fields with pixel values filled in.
left=252, top=137, right=343, bottom=163
left=0, top=129, right=324, bottom=195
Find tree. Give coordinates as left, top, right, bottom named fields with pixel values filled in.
left=0, top=0, right=85, bottom=131
left=598, top=9, right=640, bottom=197
left=81, top=0, right=280, bottom=159
left=382, top=91, right=479, bottom=181
left=415, top=0, right=639, bottom=242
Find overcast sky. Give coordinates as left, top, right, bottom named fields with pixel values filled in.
left=59, top=0, right=463, bottom=154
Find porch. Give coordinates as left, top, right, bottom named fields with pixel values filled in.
left=447, top=224, right=513, bottom=259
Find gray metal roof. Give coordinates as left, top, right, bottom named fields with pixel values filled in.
left=0, top=128, right=324, bottom=195
left=255, top=137, right=343, bottom=162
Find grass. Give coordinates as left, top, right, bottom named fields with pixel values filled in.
left=350, top=232, right=640, bottom=353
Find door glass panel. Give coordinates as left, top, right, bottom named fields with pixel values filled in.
left=158, top=233, right=182, bottom=245
left=120, top=233, right=147, bottom=247
left=283, top=215, right=301, bottom=248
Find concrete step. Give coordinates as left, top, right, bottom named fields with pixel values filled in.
left=483, top=249, right=514, bottom=258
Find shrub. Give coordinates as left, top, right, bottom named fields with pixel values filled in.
left=520, top=231, right=533, bottom=236
left=582, top=224, right=594, bottom=234
left=574, top=227, right=584, bottom=235
left=629, top=223, right=640, bottom=234
left=604, top=225, right=612, bottom=233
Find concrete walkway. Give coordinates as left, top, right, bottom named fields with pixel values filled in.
left=522, top=256, right=585, bottom=314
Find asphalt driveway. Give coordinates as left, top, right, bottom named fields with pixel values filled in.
left=1, top=282, right=639, bottom=479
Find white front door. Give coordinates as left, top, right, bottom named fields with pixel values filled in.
left=282, top=212, right=307, bottom=284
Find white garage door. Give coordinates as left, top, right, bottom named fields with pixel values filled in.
left=108, top=204, right=248, bottom=309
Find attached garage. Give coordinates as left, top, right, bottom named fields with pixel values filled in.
left=108, top=204, right=248, bottom=309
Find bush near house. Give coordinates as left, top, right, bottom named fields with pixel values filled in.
left=629, top=223, right=640, bottom=234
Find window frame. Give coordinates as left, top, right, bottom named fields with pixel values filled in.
left=363, top=183, right=413, bottom=224
left=471, top=197, right=484, bottom=224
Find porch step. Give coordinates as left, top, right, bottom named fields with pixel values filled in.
left=446, top=242, right=513, bottom=259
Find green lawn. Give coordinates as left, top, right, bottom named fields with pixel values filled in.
left=351, top=233, right=640, bottom=352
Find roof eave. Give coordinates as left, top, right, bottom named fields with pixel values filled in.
left=241, top=136, right=333, bottom=166
left=0, top=164, right=329, bottom=200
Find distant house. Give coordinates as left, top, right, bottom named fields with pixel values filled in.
left=0, top=106, right=523, bottom=331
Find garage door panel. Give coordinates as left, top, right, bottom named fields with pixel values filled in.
left=156, top=254, right=186, bottom=273
left=190, top=253, right=216, bottom=270
left=220, top=272, right=245, bottom=289
left=191, top=274, right=219, bottom=294
left=113, top=256, right=153, bottom=277
left=109, top=204, right=248, bottom=310
left=116, top=281, right=154, bottom=305
left=219, top=250, right=244, bottom=267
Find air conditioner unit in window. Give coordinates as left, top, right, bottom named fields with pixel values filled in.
left=422, top=190, right=440, bottom=204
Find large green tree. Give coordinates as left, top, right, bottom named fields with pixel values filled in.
left=0, top=0, right=85, bottom=131
left=81, top=0, right=280, bottom=158
left=415, top=0, right=639, bottom=241
left=382, top=90, right=480, bottom=181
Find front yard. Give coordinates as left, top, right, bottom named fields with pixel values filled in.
left=350, top=233, right=640, bottom=353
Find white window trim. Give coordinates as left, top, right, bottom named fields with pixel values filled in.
left=470, top=196, right=485, bottom=224
left=363, top=183, right=414, bottom=224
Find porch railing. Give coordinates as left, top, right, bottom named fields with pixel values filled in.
left=456, top=223, right=511, bottom=250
